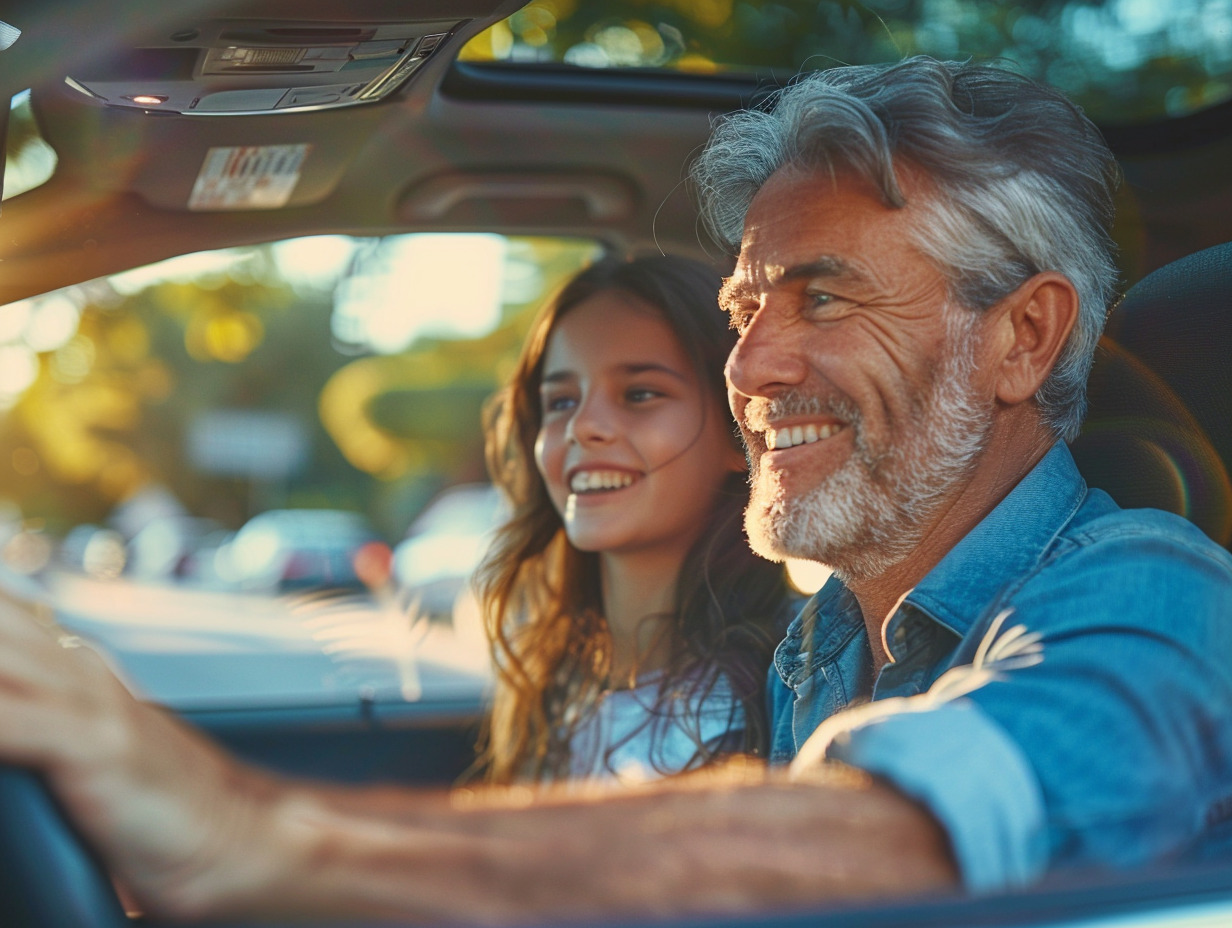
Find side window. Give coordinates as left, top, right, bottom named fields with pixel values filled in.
left=0, top=234, right=600, bottom=708
left=3, top=89, right=57, bottom=201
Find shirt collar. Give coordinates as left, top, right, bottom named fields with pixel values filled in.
left=774, top=575, right=865, bottom=684
left=904, top=441, right=1088, bottom=637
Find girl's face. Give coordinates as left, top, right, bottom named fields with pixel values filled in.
left=534, top=291, right=745, bottom=565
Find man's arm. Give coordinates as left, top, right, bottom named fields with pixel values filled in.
left=225, top=763, right=957, bottom=923
left=0, top=595, right=957, bottom=923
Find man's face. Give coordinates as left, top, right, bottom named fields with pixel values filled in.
left=722, top=167, right=994, bottom=580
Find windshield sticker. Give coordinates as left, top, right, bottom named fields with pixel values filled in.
left=188, top=144, right=309, bottom=211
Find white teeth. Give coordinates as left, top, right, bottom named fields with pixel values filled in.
left=570, top=470, right=636, bottom=493
left=767, top=423, right=840, bottom=450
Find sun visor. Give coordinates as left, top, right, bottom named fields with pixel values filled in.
left=61, top=18, right=464, bottom=115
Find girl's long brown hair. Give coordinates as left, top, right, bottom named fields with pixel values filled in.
left=474, top=255, right=790, bottom=784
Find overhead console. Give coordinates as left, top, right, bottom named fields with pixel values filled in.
left=55, top=4, right=501, bottom=117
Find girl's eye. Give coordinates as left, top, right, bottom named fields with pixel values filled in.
left=626, top=387, right=664, bottom=404
left=542, top=394, right=576, bottom=413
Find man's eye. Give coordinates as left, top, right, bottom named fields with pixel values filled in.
left=803, top=291, right=852, bottom=317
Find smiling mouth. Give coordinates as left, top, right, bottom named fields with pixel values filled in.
left=766, top=422, right=844, bottom=450
left=569, top=470, right=639, bottom=494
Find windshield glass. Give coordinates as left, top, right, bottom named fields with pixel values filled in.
left=459, top=0, right=1232, bottom=124
left=0, top=234, right=601, bottom=710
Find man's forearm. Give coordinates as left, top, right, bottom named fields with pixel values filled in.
left=0, top=600, right=957, bottom=925
left=210, top=762, right=959, bottom=924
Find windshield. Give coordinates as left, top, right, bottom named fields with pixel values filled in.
left=459, top=0, right=1232, bottom=124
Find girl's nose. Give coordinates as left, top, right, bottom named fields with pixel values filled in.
left=566, top=393, right=617, bottom=445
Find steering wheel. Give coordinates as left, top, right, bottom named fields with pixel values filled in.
left=0, top=767, right=131, bottom=928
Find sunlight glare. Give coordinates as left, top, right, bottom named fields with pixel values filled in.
left=0, top=344, right=39, bottom=397
left=110, top=250, right=249, bottom=295
left=23, top=295, right=80, bottom=352
left=0, top=300, right=33, bottom=343
left=786, top=558, right=833, bottom=595
left=272, top=236, right=355, bottom=289
left=332, top=234, right=506, bottom=354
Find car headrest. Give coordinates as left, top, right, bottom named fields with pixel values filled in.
left=1073, top=242, right=1232, bottom=549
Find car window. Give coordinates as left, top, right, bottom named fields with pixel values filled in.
left=0, top=233, right=601, bottom=710
left=459, top=0, right=1232, bottom=124
left=2, top=89, right=57, bottom=201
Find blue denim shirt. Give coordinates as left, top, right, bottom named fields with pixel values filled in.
left=767, top=442, right=1232, bottom=892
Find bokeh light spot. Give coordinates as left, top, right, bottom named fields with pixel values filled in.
left=24, top=295, right=81, bottom=352
left=0, top=343, right=39, bottom=396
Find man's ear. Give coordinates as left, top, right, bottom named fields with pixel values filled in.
left=988, top=272, right=1080, bottom=406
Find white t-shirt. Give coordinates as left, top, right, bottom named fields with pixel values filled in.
left=565, top=671, right=744, bottom=784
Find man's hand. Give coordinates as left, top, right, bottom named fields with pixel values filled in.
left=0, top=590, right=287, bottom=919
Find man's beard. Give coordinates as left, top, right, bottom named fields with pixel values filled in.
left=741, top=307, right=992, bottom=583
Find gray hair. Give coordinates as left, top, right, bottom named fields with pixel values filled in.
left=692, top=56, right=1121, bottom=442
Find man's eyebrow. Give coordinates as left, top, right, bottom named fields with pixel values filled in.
left=721, top=256, right=863, bottom=302
left=718, top=276, right=754, bottom=305
left=774, top=256, right=864, bottom=286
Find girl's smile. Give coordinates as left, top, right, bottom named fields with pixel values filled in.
left=534, top=290, right=744, bottom=564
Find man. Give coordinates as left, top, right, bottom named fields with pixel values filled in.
left=698, top=55, right=1232, bottom=889
left=0, top=56, right=1229, bottom=923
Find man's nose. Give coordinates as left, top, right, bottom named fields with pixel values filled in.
left=725, top=304, right=808, bottom=399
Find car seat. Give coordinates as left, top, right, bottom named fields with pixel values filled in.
left=1072, top=241, right=1232, bottom=550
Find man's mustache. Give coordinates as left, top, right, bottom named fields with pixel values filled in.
left=740, top=391, right=861, bottom=433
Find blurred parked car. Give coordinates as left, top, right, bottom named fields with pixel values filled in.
left=126, top=515, right=225, bottom=582
left=57, top=524, right=127, bottom=581
left=221, top=508, right=384, bottom=592
left=392, top=483, right=508, bottom=621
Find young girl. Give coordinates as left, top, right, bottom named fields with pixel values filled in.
left=476, top=255, right=792, bottom=784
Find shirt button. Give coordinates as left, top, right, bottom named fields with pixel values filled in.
left=892, top=625, right=908, bottom=645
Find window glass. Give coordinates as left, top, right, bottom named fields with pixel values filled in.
left=458, top=0, right=1232, bottom=124
left=3, top=89, right=57, bottom=200
left=0, top=234, right=601, bottom=710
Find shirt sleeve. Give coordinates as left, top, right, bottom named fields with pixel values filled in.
left=824, top=700, right=1048, bottom=891
left=812, top=528, right=1232, bottom=891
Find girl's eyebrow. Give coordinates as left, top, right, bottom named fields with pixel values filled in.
left=621, top=362, right=690, bottom=381
left=541, top=362, right=690, bottom=385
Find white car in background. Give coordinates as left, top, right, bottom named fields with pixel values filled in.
left=392, top=483, right=508, bottom=621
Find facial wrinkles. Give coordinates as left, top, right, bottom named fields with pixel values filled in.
left=744, top=304, right=991, bottom=581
